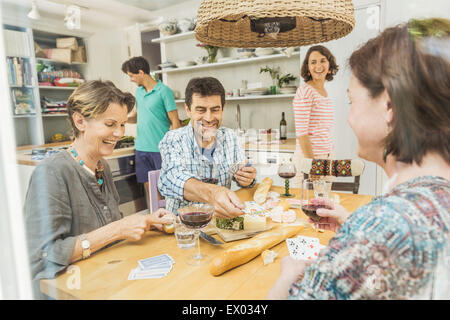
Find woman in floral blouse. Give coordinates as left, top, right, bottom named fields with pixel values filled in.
left=267, top=18, right=450, bottom=300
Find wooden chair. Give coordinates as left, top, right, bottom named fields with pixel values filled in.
left=299, top=158, right=365, bottom=194
left=147, top=170, right=166, bottom=213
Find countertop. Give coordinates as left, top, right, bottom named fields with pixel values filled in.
left=244, top=138, right=296, bottom=152
left=16, top=141, right=135, bottom=166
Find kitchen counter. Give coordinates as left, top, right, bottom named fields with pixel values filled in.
left=16, top=141, right=135, bottom=166
left=244, top=138, right=296, bottom=152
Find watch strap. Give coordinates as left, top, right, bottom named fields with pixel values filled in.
left=80, top=233, right=91, bottom=259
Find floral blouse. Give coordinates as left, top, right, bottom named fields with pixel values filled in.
left=288, top=176, right=449, bottom=300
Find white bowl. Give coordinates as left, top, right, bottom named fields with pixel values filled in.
left=175, top=61, right=196, bottom=68
left=238, top=51, right=253, bottom=59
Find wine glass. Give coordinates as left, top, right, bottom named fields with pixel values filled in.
left=278, top=161, right=297, bottom=197
left=301, top=179, right=330, bottom=233
left=198, top=161, right=219, bottom=184
left=178, top=203, right=214, bottom=266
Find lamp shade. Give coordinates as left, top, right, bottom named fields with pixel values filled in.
left=195, top=0, right=355, bottom=48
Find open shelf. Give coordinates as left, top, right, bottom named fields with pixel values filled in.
left=39, top=86, right=77, bottom=90
left=151, top=31, right=195, bottom=43
left=36, top=57, right=86, bottom=65
left=154, top=51, right=300, bottom=74
left=175, top=93, right=295, bottom=104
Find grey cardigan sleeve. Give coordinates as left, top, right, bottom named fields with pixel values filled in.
left=24, top=163, right=77, bottom=280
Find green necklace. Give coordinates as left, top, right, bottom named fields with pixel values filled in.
left=70, top=147, right=104, bottom=188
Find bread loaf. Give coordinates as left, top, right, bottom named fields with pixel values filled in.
left=253, top=177, right=273, bottom=204
left=209, top=224, right=303, bottom=276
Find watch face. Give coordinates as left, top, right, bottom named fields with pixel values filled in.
left=81, top=240, right=90, bottom=249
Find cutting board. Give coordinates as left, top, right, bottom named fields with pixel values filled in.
left=215, top=226, right=273, bottom=242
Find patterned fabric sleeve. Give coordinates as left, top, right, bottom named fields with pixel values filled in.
left=288, top=198, right=432, bottom=300
left=158, top=131, right=196, bottom=200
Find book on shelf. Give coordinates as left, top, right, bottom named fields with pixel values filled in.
left=6, top=57, right=33, bottom=86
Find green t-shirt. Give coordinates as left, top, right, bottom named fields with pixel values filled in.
left=135, top=81, right=177, bottom=152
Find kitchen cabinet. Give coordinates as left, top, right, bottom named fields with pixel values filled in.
left=2, top=24, right=88, bottom=146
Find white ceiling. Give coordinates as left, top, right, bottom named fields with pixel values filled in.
left=113, top=0, right=188, bottom=11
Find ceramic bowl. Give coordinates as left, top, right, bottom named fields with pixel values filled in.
left=159, top=20, right=178, bottom=36
left=177, top=18, right=195, bottom=33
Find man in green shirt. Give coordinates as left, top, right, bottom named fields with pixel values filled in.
left=121, top=56, right=181, bottom=195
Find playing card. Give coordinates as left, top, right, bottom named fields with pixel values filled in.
left=286, top=237, right=326, bottom=260
left=128, top=267, right=168, bottom=280
left=296, top=235, right=320, bottom=246
left=286, top=238, right=301, bottom=259
left=138, top=254, right=174, bottom=270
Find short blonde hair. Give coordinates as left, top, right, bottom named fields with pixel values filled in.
left=67, top=80, right=135, bottom=137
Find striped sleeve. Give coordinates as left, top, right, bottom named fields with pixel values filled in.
left=293, top=86, right=313, bottom=137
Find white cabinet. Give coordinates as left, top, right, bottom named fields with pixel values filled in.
left=2, top=24, right=89, bottom=147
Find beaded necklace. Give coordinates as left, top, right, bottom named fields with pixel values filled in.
left=70, top=147, right=104, bottom=190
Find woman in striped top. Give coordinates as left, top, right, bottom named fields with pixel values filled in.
left=293, top=45, right=339, bottom=159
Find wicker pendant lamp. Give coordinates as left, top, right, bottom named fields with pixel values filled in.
left=195, top=0, right=355, bottom=48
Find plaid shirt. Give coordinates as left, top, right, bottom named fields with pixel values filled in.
left=158, top=125, right=255, bottom=214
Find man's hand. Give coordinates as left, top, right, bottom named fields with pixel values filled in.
left=234, top=165, right=256, bottom=187
left=209, top=185, right=245, bottom=219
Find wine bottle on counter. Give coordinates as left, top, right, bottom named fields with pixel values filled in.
left=280, top=112, right=287, bottom=140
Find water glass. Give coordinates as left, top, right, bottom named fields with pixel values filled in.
left=174, top=221, right=196, bottom=249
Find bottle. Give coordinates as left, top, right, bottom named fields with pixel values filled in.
left=280, top=112, right=287, bottom=140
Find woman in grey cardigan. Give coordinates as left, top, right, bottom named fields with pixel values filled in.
left=24, top=80, right=175, bottom=299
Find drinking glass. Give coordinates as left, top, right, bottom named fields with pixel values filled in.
left=198, top=161, right=219, bottom=184
left=278, top=162, right=297, bottom=197
left=301, top=179, right=329, bottom=233
left=178, top=203, right=214, bottom=266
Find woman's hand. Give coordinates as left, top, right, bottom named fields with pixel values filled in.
left=116, top=209, right=176, bottom=241
left=266, top=256, right=312, bottom=300
left=148, top=208, right=177, bottom=232
left=310, top=198, right=351, bottom=232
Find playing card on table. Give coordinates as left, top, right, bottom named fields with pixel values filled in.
left=128, top=268, right=169, bottom=280
left=138, top=254, right=174, bottom=270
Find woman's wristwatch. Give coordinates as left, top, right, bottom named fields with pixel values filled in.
left=80, top=234, right=91, bottom=259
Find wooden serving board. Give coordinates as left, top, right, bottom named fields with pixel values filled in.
left=215, top=226, right=273, bottom=242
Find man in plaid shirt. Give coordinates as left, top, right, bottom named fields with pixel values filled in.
left=158, top=77, right=256, bottom=217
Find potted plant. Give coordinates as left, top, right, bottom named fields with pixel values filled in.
left=197, top=43, right=219, bottom=63
left=278, top=73, right=297, bottom=88
left=260, top=66, right=280, bottom=94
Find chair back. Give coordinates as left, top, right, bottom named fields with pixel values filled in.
left=148, top=170, right=166, bottom=213
left=299, top=158, right=365, bottom=194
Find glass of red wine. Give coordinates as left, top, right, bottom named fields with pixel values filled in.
left=198, top=161, right=219, bottom=185
left=178, top=203, right=214, bottom=266
left=278, top=162, right=297, bottom=197
left=301, top=179, right=330, bottom=233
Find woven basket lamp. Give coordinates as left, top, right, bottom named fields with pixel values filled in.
left=195, top=0, right=355, bottom=48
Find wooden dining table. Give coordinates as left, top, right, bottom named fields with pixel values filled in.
left=40, top=185, right=373, bottom=300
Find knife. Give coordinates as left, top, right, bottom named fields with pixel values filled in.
left=200, top=231, right=223, bottom=245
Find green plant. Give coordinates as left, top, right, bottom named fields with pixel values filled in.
left=259, top=66, right=280, bottom=80
left=278, top=73, right=297, bottom=88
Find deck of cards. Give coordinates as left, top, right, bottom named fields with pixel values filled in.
left=128, top=254, right=175, bottom=280
left=286, top=235, right=326, bottom=261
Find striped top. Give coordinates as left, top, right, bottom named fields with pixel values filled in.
left=292, top=84, right=334, bottom=156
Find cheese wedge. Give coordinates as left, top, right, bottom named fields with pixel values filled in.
left=243, top=214, right=266, bottom=232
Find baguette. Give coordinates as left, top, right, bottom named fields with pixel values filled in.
left=253, top=177, right=273, bottom=204
left=209, top=224, right=303, bottom=276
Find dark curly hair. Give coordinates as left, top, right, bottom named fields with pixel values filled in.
left=301, top=45, right=339, bottom=82
left=185, top=77, right=225, bottom=110
left=121, top=56, right=150, bottom=75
